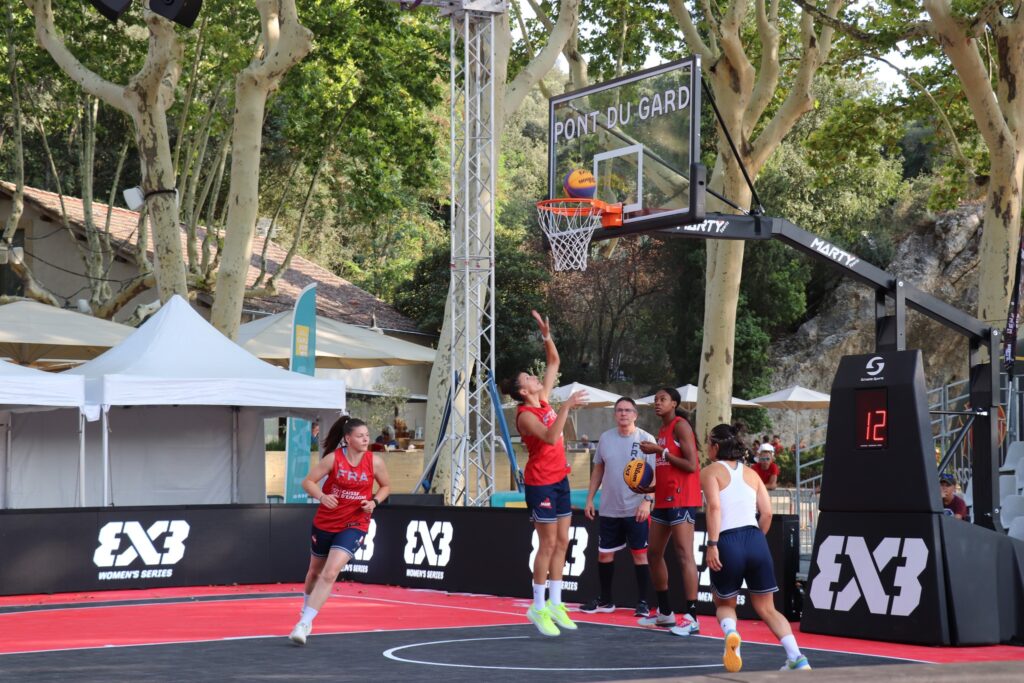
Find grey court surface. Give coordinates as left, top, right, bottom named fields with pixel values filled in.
left=0, top=621, right=911, bottom=683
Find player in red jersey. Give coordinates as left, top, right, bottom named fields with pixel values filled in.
left=289, top=418, right=390, bottom=645
left=500, top=310, right=587, bottom=637
left=638, top=387, right=701, bottom=636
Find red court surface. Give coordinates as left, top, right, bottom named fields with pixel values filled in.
left=2, top=582, right=1023, bottom=664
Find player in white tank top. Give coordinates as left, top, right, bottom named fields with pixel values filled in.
left=701, top=423, right=811, bottom=673
left=717, top=459, right=758, bottom=532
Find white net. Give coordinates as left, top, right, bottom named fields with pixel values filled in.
left=536, top=200, right=603, bottom=271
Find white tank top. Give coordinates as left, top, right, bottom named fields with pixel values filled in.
left=718, top=460, right=757, bottom=532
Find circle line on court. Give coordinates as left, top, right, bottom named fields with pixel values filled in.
left=382, top=635, right=723, bottom=672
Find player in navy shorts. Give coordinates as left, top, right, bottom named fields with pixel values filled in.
left=702, top=423, right=810, bottom=673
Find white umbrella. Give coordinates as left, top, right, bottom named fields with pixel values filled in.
left=637, top=384, right=760, bottom=409
left=548, top=382, right=623, bottom=407
left=237, top=311, right=435, bottom=369
left=750, top=385, right=830, bottom=410
left=548, top=382, right=625, bottom=441
left=0, top=300, right=134, bottom=364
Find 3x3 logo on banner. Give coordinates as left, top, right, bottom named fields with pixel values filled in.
left=403, top=520, right=453, bottom=580
left=528, top=527, right=588, bottom=592
left=810, top=535, right=928, bottom=616
left=93, top=520, right=190, bottom=581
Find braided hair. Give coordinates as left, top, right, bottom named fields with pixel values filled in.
left=707, top=423, right=750, bottom=462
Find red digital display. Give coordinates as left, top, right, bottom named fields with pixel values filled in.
left=855, top=388, right=888, bottom=449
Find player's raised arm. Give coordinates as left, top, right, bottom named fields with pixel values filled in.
left=531, top=309, right=559, bottom=401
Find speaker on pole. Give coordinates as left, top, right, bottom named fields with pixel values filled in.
left=87, top=0, right=131, bottom=22
left=149, top=0, right=203, bottom=28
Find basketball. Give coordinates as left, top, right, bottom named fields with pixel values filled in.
left=623, top=459, right=653, bottom=491
left=563, top=169, right=597, bottom=198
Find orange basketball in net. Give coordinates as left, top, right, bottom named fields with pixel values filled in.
left=623, top=459, right=654, bottom=492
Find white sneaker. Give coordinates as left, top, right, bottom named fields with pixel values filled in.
left=289, top=621, right=312, bottom=645
left=637, top=610, right=676, bottom=627
left=669, top=613, right=700, bottom=636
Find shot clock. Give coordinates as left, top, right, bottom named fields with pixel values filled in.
left=818, top=350, right=941, bottom=514
left=854, top=388, right=888, bottom=449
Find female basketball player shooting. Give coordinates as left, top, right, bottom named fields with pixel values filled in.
left=501, top=310, right=586, bottom=637
left=289, top=418, right=390, bottom=645
left=703, top=423, right=810, bottom=672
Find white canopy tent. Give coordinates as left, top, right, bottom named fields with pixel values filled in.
left=548, top=382, right=628, bottom=440
left=237, top=311, right=435, bottom=369
left=8, top=296, right=346, bottom=508
left=750, top=385, right=831, bottom=410
left=0, top=300, right=134, bottom=365
left=636, top=384, right=761, bottom=408
left=0, top=360, right=86, bottom=508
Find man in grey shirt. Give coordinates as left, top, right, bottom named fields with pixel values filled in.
left=582, top=396, right=656, bottom=616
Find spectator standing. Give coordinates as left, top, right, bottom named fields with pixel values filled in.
left=753, top=444, right=779, bottom=490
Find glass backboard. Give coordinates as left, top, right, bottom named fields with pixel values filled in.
left=548, top=56, right=704, bottom=234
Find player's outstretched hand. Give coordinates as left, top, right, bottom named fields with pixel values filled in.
left=531, top=309, right=551, bottom=339
left=565, top=389, right=589, bottom=409
left=638, top=441, right=661, bottom=455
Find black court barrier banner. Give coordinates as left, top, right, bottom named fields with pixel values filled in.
left=0, top=505, right=798, bottom=622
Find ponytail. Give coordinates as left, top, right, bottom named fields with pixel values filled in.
left=323, top=415, right=350, bottom=454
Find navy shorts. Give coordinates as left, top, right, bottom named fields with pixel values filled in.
left=310, top=524, right=366, bottom=558
left=598, top=516, right=649, bottom=554
left=525, top=477, right=572, bottom=523
left=650, top=506, right=698, bottom=526
left=709, top=525, right=778, bottom=598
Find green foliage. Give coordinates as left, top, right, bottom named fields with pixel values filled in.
left=346, top=368, right=411, bottom=434
left=393, top=230, right=551, bottom=381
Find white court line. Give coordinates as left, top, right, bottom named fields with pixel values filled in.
left=383, top=635, right=723, bottom=672
left=0, top=621, right=524, bottom=657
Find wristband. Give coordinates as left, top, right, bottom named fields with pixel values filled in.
left=706, top=540, right=719, bottom=547
left=642, top=495, right=654, bottom=503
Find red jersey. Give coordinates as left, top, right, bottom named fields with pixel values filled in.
left=312, top=449, right=375, bottom=532
left=754, top=461, right=780, bottom=485
left=517, top=401, right=570, bottom=486
left=654, top=416, right=701, bottom=508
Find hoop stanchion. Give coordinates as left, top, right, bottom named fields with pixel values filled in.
left=535, top=199, right=622, bottom=271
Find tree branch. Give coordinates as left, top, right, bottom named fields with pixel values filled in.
left=505, top=0, right=580, bottom=115
left=24, top=0, right=127, bottom=110
left=792, top=0, right=930, bottom=45
left=667, top=0, right=716, bottom=62
left=749, top=0, right=843, bottom=172
left=924, top=0, right=1012, bottom=166
left=512, top=0, right=553, bottom=99
left=744, top=0, right=780, bottom=135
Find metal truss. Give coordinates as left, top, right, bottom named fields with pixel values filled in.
left=443, top=5, right=500, bottom=506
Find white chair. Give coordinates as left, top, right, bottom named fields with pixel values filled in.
left=1000, top=474, right=1017, bottom=505
left=1000, top=494, right=1024, bottom=530
left=1001, top=441, right=1024, bottom=473
left=1009, top=517, right=1024, bottom=542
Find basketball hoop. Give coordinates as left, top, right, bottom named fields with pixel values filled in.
left=535, top=199, right=622, bottom=271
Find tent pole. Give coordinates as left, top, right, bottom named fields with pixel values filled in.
left=231, top=408, right=239, bottom=503
left=102, top=409, right=110, bottom=507
left=79, top=411, right=86, bottom=508
left=4, top=415, right=11, bottom=509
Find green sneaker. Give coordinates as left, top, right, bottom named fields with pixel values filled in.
left=546, top=600, right=578, bottom=630
left=526, top=605, right=560, bottom=637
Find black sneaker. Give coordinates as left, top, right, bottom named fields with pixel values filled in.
left=634, top=600, right=650, bottom=617
left=579, top=598, right=616, bottom=613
